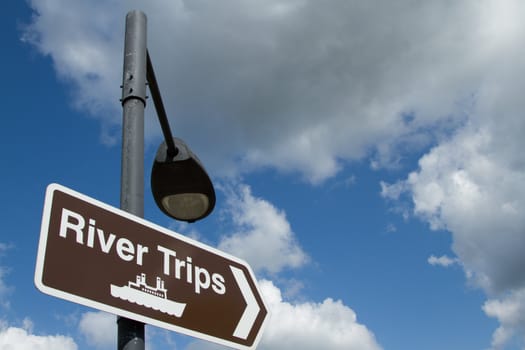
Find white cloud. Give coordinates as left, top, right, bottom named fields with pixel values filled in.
left=483, top=289, right=525, bottom=350
left=24, top=0, right=496, bottom=182
left=383, top=105, right=525, bottom=348
left=186, top=280, right=382, bottom=350
left=0, top=323, right=77, bottom=350
left=380, top=181, right=407, bottom=201
left=258, top=280, right=382, bottom=350
left=218, top=185, right=308, bottom=274
left=22, top=0, right=126, bottom=144
left=401, top=126, right=525, bottom=294
left=78, top=311, right=115, bottom=349
left=383, top=117, right=525, bottom=347
left=378, top=4, right=525, bottom=347
left=427, top=255, right=458, bottom=268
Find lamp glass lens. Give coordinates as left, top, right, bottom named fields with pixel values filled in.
left=161, top=193, right=209, bottom=221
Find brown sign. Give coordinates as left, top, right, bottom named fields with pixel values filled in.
left=35, top=184, right=268, bottom=349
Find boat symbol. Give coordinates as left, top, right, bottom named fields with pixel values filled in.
left=110, top=273, right=186, bottom=317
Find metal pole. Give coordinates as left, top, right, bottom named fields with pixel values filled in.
left=119, top=10, right=147, bottom=350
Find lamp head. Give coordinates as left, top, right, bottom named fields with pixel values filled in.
left=151, top=138, right=215, bottom=222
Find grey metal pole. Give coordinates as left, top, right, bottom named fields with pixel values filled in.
left=119, top=10, right=147, bottom=350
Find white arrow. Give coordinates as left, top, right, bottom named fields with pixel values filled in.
left=230, top=266, right=260, bottom=340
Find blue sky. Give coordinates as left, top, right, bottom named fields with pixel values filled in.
left=2, top=1, right=525, bottom=349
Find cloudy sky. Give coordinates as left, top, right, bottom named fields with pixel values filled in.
left=2, top=0, right=525, bottom=349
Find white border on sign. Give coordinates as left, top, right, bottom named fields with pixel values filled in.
left=34, top=183, right=268, bottom=350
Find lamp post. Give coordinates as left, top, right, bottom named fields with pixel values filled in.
left=119, top=10, right=215, bottom=350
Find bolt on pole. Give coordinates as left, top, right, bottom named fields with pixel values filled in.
left=119, top=10, right=147, bottom=350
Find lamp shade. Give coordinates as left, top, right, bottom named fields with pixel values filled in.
left=151, top=138, right=215, bottom=222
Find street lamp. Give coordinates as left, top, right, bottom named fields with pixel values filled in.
left=119, top=10, right=215, bottom=350
left=145, top=51, right=215, bottom=222
left=151, top=137, right=215, bottom=222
